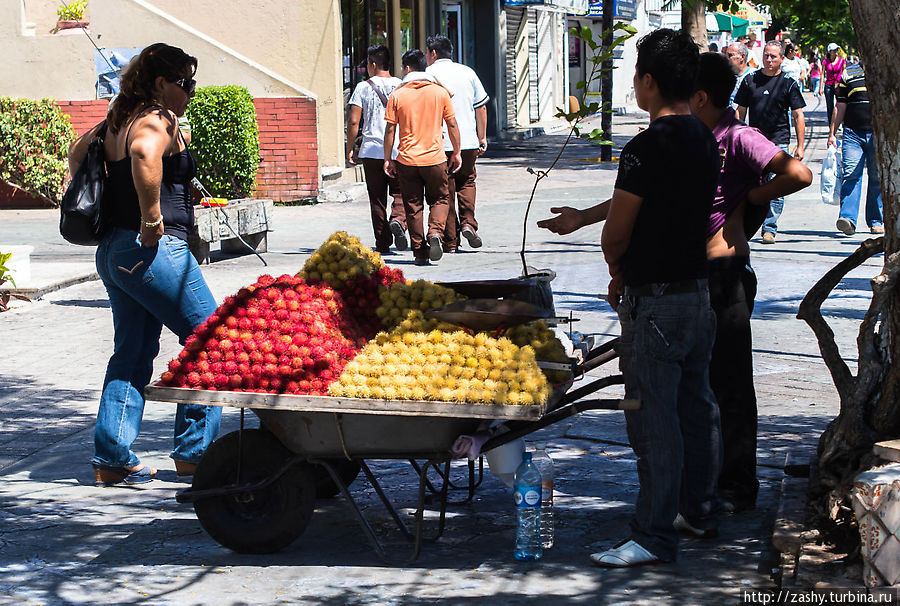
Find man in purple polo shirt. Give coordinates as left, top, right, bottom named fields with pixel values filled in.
left=691, top=52, right=811, bottom=514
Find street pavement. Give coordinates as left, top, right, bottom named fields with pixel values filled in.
left=0, top=94, right=883, bottom=604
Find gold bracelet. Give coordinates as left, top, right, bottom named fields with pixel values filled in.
left=142, top=216, right=163, bottom=228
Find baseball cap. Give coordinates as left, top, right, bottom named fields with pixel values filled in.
left=827, top=43, right=839, bottom=51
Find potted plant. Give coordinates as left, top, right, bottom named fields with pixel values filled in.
left=54, top=0, right=88, bottom=32
left=0, top=251, right=30, bottom=312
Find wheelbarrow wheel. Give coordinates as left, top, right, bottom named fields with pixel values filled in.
left=192, top=429, right=315, bottom=554
left=313, top=459, right=361, bottom=498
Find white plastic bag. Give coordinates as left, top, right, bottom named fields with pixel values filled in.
left=820, top=142, right=842, bottom=206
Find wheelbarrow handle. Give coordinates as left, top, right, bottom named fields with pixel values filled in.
left=481, top=397, right=640, bottom=453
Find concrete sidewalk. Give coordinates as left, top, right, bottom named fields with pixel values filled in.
left=0, top=97, right=883, bottom=604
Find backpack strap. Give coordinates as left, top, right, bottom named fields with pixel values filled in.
left=365, top=78, right=390, bottom=107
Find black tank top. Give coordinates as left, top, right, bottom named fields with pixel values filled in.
left=103, top=116, right=197, bottom=241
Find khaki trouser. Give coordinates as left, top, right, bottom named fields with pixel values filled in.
left=361, top=158, right=406, bottom=253
left=443, top=149, right=479, bottom=250
left=395, top=161, right=450, bottom=261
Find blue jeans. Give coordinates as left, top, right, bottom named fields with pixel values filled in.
left=762, top=144, right=790, bottom=236
left=93, top=228, right=221, bottom=469
left=838, top=128, right=883, bottom=230
left=616, top=285, right=722, bottom=561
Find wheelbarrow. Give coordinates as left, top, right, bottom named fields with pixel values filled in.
left=144, top=333, right=632, bottom=563
left=144, top=276, right=633, bottom=562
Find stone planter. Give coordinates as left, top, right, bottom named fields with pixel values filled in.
left=56, top=20, right=88, bottom=31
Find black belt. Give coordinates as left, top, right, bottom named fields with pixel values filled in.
left=623, top=278, right=708, bottom=297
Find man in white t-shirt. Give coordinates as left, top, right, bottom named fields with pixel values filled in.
left=425, top=35, right=489, bottom=252
left=347, top=45, right=408, bottom=255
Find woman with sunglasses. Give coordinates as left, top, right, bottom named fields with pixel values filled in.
left=68, top=43, right=220, bottom=487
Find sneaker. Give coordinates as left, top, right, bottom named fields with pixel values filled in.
left=414, top=257, right=430, bottom=266
left=428, top=235, right=443, bottom=262
left=390, top=221, right=408, bottom=251
left=836, top=218, right=855, bottom=235
left=761, top=232, right=776, bottom=244
left=461, top=226, right=483, bottom=248
left=590, top=539, right=662, bottom=568
left=871, top=225, right=885, bottom=234
left=673, top=514, right=719, bottom=538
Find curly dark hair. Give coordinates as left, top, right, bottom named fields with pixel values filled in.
left=107, top=43, right=197, bottom=132
left=635, top=29, right=700, bottom=102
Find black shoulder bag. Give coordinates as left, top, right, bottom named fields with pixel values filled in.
left=60, top=121, right=108, bottom=246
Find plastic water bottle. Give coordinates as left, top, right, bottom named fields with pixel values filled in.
left=532, top=449, right=555, bottom=548
left=514, top=452, right=543, bottom=561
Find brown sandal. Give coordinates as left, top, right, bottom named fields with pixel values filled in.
left=94, top=465, right=158, bottom=487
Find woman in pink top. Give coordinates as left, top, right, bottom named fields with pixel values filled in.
left=809, top=58, right=821, bottom=98
left=821, top=44, right=846, bottom=125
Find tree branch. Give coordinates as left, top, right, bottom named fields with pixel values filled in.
left=797, top=237, right=885, bottom=403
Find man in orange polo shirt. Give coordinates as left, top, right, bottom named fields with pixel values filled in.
left=384, top=49, right=462, bottom=265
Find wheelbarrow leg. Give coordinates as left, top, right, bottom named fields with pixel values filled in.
left=407, top=459, right=441, bottom=496
left=313, top=459, right=390, bottom=562
left=408, top=457, right=483, bottom=505
left=411, top=459, right=452, bottom=562
left=360, top=460, right=414, bottom=541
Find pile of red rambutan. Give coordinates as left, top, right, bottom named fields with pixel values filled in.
left=159, top=274, right=365, bottom=395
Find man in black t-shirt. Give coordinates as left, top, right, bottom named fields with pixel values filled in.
left=539, top=29, right=722, bottom=569
left=735, top=39, right=806, bottom=244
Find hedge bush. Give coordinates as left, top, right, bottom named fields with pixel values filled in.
left=186, top=86, right=260, bottom=199
left=0, top=98, right=76, bottom=206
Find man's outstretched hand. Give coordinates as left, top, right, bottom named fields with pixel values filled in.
left=537, top=206, right=584, bottom=236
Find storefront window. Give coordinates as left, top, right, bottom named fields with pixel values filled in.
left=341, top=0, right=389, bottom=92
left=442, top=5, right=462, bottom=62
left=399, top=0, right=417, bottom=56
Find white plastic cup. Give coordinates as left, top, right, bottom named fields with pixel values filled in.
left=485, top=438, right=525, bottom=488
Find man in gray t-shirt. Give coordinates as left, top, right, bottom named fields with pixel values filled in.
left=347, top=45, right=408, bottom=255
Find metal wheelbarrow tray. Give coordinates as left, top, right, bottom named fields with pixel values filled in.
left=143, top=338, right=634, bottom=562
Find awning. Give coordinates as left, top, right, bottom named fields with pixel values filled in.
left=706, top=11, right=749, bottom=36
left=730, top=15, right=749, bottom=37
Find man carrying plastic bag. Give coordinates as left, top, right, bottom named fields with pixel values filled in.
left=820, top=142, right=842, bottom=206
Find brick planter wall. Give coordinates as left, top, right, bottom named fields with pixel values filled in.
left=254, top=98, right=319, bottom=202
left=59, top=100, right=110, bottom=135
left=0, top=97, right=319, bottom=208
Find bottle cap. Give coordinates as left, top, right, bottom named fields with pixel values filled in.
left=522, top=452, right=532, bottom=462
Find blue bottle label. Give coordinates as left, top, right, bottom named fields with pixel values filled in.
left=515, top=486, right=542, bottom=507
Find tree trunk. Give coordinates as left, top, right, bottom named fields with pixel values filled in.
left=681, top=0, right=708, bottom=52
left=800, top=0, right=900, bottom=548
left=600, top=0, right=614, bottom=162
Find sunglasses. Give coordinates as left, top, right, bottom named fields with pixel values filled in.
left=173, top=77, right=196, bottom=95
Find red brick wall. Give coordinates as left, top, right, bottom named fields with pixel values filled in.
left=254, top=97, right=319, bottom=201
left=58, top=100, right=109, bottom=135
left=0, top=97, right=318, bottom=208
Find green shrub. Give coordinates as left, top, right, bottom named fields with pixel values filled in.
left=57, top=0, right=87, bottom=21
left=186, top=86, right=261, bottom=199
left=0, top=98, right=76, bottom=206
